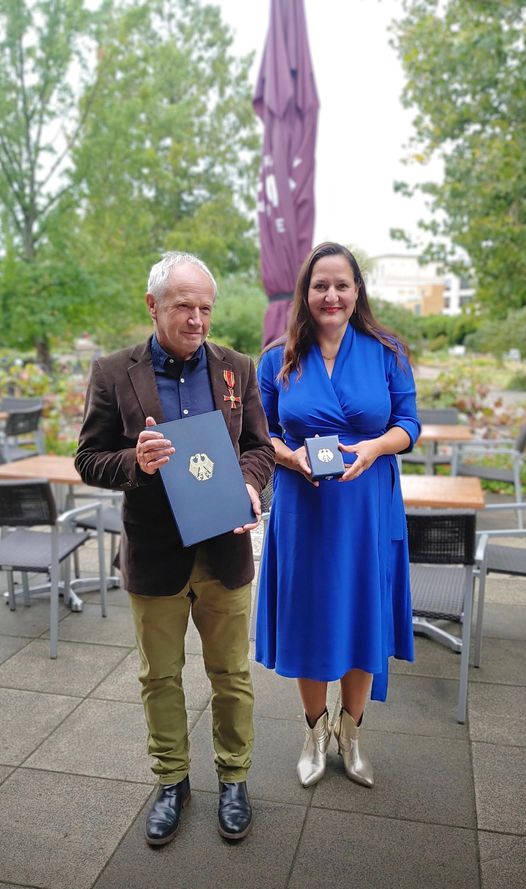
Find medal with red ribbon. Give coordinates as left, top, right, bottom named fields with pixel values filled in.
left=223, top=369, right=241, bottom=408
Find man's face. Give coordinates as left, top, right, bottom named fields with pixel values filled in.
left=146, top=263, right=215, bottom=360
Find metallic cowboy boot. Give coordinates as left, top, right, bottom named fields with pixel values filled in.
left=297, top=710, right=331, bottom=787
left=333, top=708, right=374, bottom=787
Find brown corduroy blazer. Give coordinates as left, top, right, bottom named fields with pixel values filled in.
left=75, top=339, right=274, bottom=595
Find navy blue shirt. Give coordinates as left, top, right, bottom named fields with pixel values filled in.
left=150, top=335, right=215, bottom=421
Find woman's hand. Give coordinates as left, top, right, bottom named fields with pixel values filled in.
left=339, top=439, right=381, bottom=482
left=288, top=444, right=320, bottom=487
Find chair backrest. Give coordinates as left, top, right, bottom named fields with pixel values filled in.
left=260, top=477, right=273, bottom=515
left=4, top=406, right=43, bottom=437
left=418, top=407, right=459, bottom=425
left=406, top=510, right=476, bottom=565
left=1, top=396, right=44, bottom=412
left=0, top=479, right=57, bottom=526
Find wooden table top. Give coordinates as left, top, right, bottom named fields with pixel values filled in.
left=401, top=474, right=485, bottom=509
left=418, top=424, right=473, bottom=443
left=0, top=454, right=81, bottom=485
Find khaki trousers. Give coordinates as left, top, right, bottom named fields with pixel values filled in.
left=129, top=547, right=254, bottom=785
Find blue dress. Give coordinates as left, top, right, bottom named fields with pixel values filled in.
left=255, top=324, right=421, bottom=701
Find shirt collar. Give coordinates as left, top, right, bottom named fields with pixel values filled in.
left=150, top=335, right=205, bottom=373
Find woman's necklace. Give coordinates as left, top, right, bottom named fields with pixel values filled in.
left=321, top=352, right=337, bottom=361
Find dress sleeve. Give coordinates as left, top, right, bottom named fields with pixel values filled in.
left=386, top=349, right=421, bottom=453
left=257, top=349, right=284, bottom=440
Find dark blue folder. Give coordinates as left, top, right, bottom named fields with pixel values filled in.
left=152, top=411, right=255, bottom=547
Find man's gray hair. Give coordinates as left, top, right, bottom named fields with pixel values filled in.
left=147, top=252, right=217, bottom=300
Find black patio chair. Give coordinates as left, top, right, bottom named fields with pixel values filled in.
left=0, top=479, right=107, bottom=657
left=0, top=405, right=45, bottom=462
left=406, top=509, right=479, bottom=723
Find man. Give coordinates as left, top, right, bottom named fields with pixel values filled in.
left=75, top=252, right=274, bottom=845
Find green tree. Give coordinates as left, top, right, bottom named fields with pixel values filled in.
left=211, top=275, right=267, bottom=356
left=0, top=0, right=260, bottom=363
left=0, top=0, right=107, bottom=364
left=71, top=0, right=259, bottom=335
left=391, top=1, right=526, bottom=316
left=465, top=305, right=526, bottom=357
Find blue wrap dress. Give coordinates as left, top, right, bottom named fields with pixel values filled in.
left=255, top=324, right=421, bottom=701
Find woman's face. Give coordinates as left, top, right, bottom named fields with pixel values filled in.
left=307, top=254, right=359, bottom=336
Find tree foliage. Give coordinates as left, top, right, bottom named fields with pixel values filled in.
left=0, top=0, right=260, bottom=364
left=391, top=0, right=526, bottom=316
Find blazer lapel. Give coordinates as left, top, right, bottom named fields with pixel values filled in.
left=127, top=339, right=165, bottom=422
left=206, top=342, right=234, bottom=430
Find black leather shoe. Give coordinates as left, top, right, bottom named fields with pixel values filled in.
left=145, top=776, right=191, bottom=846
left=218, top=781, right=253, bottom=841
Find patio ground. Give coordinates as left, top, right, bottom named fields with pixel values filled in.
left=0, top=502, right=524, bottom=889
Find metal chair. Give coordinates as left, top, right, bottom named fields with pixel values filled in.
left=0, top=396, right=44, bottom=411
left=453, top=424, right=526, bottom=526
left=72, top=490, right=123, bottom=586
left=403, top=407, right=459, bottom=472
left=0, top=479, right=107, bottom=657
left=475, top=501, right=526, bottom=668
left=406, top=509, right=479, bottom=723
left=0, top=405, right=45, bottom=462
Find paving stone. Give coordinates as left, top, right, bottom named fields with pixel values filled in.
left=468, top=638, right=526, bottom=686
left=0, top=883, right=36, bottom=889
left=481, top=603, right=526, bottom=641
left=93, top=790, right=306, bottom=889
left=53, top=602, right=136, bottom=647
left=0, top=688, right=79, bottom=766
left=0, top=634, right=30, bottom=664
left=25, top=698, right=154, bottom=784
left=0, top=768, right=150, bottom=889
left=472, top=742, right=526, bottom=834
left=288, top=808, right=479, bottom=889
left=313, top=730, right=475, bottom=828
left=0, top=595, right=69, bottom=638
left=479, top=831, right=526, bottom=889
left=82, top=585, right=130, bottom=607
left=482, top=574, right=526, bottom=606
left=0, top=766, right=13, bottom=785
left=90, top=649, right=142, bottom=703
left=366, top=674, right=468, bottom=739
left=391, top=635, right=462, bottom=680
left=0, top=639, right=129, bottom=696
left=469, top=684, right=526, bottom=746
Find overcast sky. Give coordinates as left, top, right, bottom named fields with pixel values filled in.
left=215, top=0, right=438, bottom=259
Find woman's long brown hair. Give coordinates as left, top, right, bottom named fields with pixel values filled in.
left=272, top=242, right=409, bottom=384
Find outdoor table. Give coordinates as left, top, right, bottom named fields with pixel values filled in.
left=416, top=423, right=473, bottom=474
left=401, top=474, right=485, bottom=510
left=401, top=473, right=485, bottom=652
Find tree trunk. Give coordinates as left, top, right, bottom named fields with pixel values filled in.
left=35, top=337, right=52, bottom=373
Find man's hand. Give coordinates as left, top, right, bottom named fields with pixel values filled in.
left=233, top=483, right=261, bottom=534
left=136, top=416, right=175, bottom=475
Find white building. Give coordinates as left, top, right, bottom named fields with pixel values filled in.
left=442, top=274, right=475, bottom=316
left=367, top=254, right=473, bottom=316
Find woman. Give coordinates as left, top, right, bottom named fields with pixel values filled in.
left=256, top=242, right=420, bottom=788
